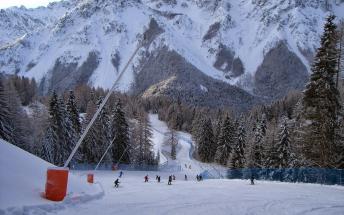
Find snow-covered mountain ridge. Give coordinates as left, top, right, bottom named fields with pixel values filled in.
left=0, top=0, right=343, bottom=108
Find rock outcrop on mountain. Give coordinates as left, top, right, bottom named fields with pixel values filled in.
left=0, top=0, right=343, bottom=109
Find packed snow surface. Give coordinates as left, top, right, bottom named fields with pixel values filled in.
left=0, top=139, right=101, bottom=212
left=1, top=116, right=344, bottom=214
left=55, top=172, right=344, bottom=215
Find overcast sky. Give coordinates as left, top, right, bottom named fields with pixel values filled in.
left=0, top=0, right=61, bottom=9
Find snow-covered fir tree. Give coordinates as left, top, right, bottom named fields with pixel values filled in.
left=3, top=77, right=31, bottom=151
left=213, top=112, right=223, bottom=157
left=249, top=120, right=265, bottom=168
left=78, top=95, right=111, bottom=164
left=334, top=115, right=344, bottom=168
left=300, top=15, right=341, bottom=167
left=97, top=99, right=112, bottom=163
left=191, top=110, right=205, bottom=144
left=168, top=129, right=178, bottom=160
left=130, top=112, right=155, bottom=165
left=41, top=92, right=78, bottom=166
left=42, top=92, right=63, bottom=165
left=260, top=113, right=267, bottom=136
left=0, top=76, right=12, bottom=142
left=80, top=99, right=99, bottom=163
left=215, top=115, right=235, bottom=165
left=197, top=118, right=215, bottom=162
left=111, top=100, right=130, bottom=164
left=66, top=90, right=81, bottom=135
left=142, top=114, right=155, bottom=165
left=229, top=117, right=246, bottom=168
left=275, top=117, right=294, bottom=168
left=57, top=97, right=78, bottom=164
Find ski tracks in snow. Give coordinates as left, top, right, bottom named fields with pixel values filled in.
left=0, top=183, right=104, bottom=215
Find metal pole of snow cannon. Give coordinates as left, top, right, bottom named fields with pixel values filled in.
left=94, top=136, right=116, bottom=171
left=43, top=44, right=142, bottom=201
left=114, top=145, right=131, bottom=170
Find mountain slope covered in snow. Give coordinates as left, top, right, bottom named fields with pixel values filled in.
left=0, top=0, right=343, bottom=107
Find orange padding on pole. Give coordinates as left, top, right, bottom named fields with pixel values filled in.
left=45, top=167, right=69, bottom=201
left=87, top=173, right=94, bottom=183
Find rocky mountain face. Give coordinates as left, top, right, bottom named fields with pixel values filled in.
left=0, top=0, right=343, bottom=110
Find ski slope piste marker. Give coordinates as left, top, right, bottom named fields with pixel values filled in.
left=44, top=42, right=143, bottom=201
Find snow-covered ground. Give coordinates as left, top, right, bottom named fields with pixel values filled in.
left=1, top=115, right=344, bottom=214
left=55, top=171, right=344, bottom=215
left=0, top=139, right=102, bottom=214
left=149, top=114, right=226, bottom=176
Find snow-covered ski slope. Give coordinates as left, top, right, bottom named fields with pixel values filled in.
left=0, top=139, right=103, bottom=214
left=55, top=173, right=344, bottom=215
left=1, top=116, right=344, bottom=215
left=150, top=114, right=226, bottom=176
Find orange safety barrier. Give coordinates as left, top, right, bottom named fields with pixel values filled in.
left=45, top=167, right=69, bottom=201
left=87, top=173, right=94, bottom=183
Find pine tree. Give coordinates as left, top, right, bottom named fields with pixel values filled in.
left=300, top=15, right=341, bottom=167
left=215, top=115, right=235, bottom=165
left=41, top=126, right=56, bottom=163
left=168, top=129, right=178, bottom=160
left=334, top=116, right=344, bottom=168
left=58, top=97, right=78, bottom=165
left=111, top=100, right=130, bottom=164
left=0, top=76, right=12, bottom=142
left=131, top=113, right=155, bottom=165
left=191, top=110, right=204, bottom=144
left=4, top=78, right=31, bottom=151
left=260, top=113, right=267, bottom=136
left=197, top=118, right=215, bottom=162
left=142, top=114, right=155, bottom=165
left=229, top=118, right=246, bottom=168
left=41, top=92, right=61, bottom=165
left=275, top=117, right=293, bottom=168
left=249, top=120, right=265, bottom=168
left=81, top=100, right=99, bottom=163
left=155, top=150, right=161, bottom=165
left=66, top=90, right=81, bottom=134
left=213, top=114, right=222, bottom=157
left=41, top=92, right=77, bottom=166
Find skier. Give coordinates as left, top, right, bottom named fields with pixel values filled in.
left=250, top=174, right=255, bottom=185
left=196, top=174, right=199, bottom=181
left=156, top=175, right=159, bottom=180
left=158, top=176, right=161, bottom=183
left=185, top=174, right=187, bottom=181
left=172, top=175, right=176, bottom=180
left=199, top=175, right=203, bottom=181
left=114, top=178, right=120, bottom=188
left=144, top=175, right=149, bottom=182
left=119, top=171, right=123, bottom=178
left=168, top=175, right=172, bottom=185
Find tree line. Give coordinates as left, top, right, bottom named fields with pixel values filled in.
left=0, top=77, right=158, bottom=167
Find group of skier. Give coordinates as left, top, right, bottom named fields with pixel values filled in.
left=184, top=164, right=192, bottom=169
left=114, top=171, right=256, bottom=188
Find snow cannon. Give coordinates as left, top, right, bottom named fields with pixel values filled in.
left=45, top=167, right=69, bottom=201
left=87, top=173, right=94, bottom=183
